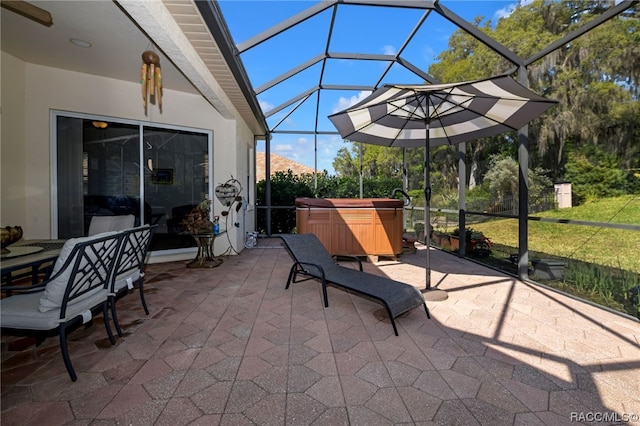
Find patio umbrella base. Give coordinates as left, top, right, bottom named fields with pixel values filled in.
left=420, top=288, right=448, bottom=301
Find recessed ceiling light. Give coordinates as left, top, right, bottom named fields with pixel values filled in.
left=69, top=38, right=91, bottom=48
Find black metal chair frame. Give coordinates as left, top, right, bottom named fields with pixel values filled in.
left=1, top=233, right=123, bottom=381
left=280, top=233, right=430, bottom=336
left=108, top=225, right=157, bottom=337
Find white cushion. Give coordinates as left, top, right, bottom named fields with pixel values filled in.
left=2, top=289, right=109, bottom=330
left=88, top=215, right=135, bottom=236
left=38, top=232, right=116, bottom=312
left=113, top=270, right=141, bottom=293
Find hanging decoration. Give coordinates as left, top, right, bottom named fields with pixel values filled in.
left=215, top=180, right=240, bottom=207
left=140, top=50, right=162, bottom=111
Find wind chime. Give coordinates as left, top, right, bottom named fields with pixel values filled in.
left=140, top=50, right=162, bottom=110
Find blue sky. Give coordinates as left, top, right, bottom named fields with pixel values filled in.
left=218, top=1, right=524, bottom=174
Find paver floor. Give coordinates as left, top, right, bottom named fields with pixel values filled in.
left=2, top=238, right=639, bottom=425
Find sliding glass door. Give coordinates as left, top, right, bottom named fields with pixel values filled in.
left=143, top=126, right=209, bottom=250
left=55, top=113, right=211, bottom=252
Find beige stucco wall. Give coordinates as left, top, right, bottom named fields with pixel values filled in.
left=1, top=52, right=27, bottom=229
left=234, top=121, right=257, bottom=247
left=1, top=51, right=255, bottom=254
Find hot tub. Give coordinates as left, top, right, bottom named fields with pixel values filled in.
left=295, top=197, right=403, bottom=259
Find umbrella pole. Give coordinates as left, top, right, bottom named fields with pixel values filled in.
left=424, top=138, right=431, bottom=289
left=421, top=120, right=448, bottom=301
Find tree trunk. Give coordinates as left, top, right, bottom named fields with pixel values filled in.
left=468, top=143, right=482, bottom=189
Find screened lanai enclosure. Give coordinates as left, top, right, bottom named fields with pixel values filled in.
left=202, top=0, right=640, bottom=317
left=5, top=0, right=636, bottom=314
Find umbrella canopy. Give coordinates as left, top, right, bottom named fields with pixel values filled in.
left=328, top=75, right=558, bottom=294
left=328, top=75, right=557, bottom=147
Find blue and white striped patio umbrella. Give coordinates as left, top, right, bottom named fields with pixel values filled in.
left=328, top=75, right=557, bottom=294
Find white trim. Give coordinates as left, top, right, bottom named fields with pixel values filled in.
left=50, top=110, right=214, bottom=253
left=50, top=110, right=59, bottom=239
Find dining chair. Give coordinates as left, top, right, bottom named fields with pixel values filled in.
left=88, top=214, right=135, bottom=236
left=108, top=225, right=156, bottom=337
left=0, top=232, right=123, bottom=381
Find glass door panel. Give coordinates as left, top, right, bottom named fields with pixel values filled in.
left=57, top=117, right=140, bottom=237
left=56, top=113, right=211, bottom=252
left=143, top=127, right=209, bottom=250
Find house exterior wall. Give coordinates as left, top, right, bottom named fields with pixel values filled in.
left=1, top=52, right=28, bottom=230
left=235, top=121, right=257, bottom=247
left=1, top=51, right=255, bottom=254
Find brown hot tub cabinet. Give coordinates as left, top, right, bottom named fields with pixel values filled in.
left=295, top=197, right=403, bottom=259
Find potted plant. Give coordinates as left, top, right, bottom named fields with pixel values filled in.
left=450, top=227, right=493, bottom=257
left=181, top=197, right=213, bottom=234
left=430, top=229, right=450, bottom=247
left=414, top=222, right=425, bottom=241
left=413, top=222, right=434, bottom=242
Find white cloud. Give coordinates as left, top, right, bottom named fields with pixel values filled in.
left=383, top=45, right=396, bottom=55
left=495, top=4, right=516, bottom=20
left=274, top=144, right=293, bottom=152
left=423, top=45, right=436, bottom=62
left=332, top=90, right=372, bottom=114
left=495, top=1, right=535, bottom=21
left=259, top=99, right=274, bottom=112
left=297, top=137, right=310, bottom=145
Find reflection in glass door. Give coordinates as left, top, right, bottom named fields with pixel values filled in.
left=55, top=114, right=211, bottom=252
left=143, top=127, right=209, bottom=250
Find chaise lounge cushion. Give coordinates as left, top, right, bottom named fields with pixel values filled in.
left=280, top=233, right=429, bottom=335
left=38, top=231, right=117, bottom=312
left=322, top=266, right=425, bottom=319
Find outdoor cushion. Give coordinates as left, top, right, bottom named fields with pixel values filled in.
left=113, top=269, right=141, bottom=293
left=2, top=289, right=108, bottom=330
left=38, top=231, right=117, bottom=312
left=88, top=214, right=135, bottom=236
left=1, top=232, right=122, bottom=381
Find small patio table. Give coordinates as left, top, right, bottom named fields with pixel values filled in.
left=1, top=240, right=66, bottom=286
left=187, top=232, right=225, bottom=268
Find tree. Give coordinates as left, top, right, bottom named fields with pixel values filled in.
left=332, top=142, right=426, bottom=190
left=483, top=155, right=553, bottom=212
left=484, top=157, right=520, bottom=200
left=564, top=147, right=633, bottom=203
left=256, top=170, right=315, bottom=234
left=524, top=1, right=640, bottom=180
left=426, top=0, right=639, bottom=202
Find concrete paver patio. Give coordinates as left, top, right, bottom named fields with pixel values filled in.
left=2, top=238, right=639, bottom=425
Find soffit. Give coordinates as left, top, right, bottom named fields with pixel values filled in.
left=162, top=0, right=264, bottom=135
left=130, top=0, right=266, bottom=135
left=0, top=0, right=265, bottom=136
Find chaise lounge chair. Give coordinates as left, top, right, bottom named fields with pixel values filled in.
left=280, top=233, right=430, bottom=335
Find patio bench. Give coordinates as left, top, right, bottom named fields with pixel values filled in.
left=1, top=231, right=123, bottom=381
left=108, top=225, right=157, bottom=337
left=280, top=233, right=430, bottom=335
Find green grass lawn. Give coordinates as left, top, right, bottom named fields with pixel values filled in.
left=454, top=195, right=639, bottom=317
left=472, top=195, right=640, bottom=274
